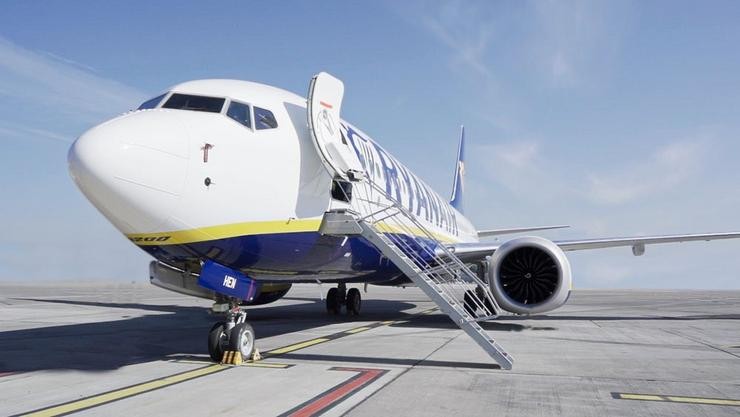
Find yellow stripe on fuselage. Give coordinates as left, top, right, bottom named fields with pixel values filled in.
left=126, top=218, right=460, bottom=246
left=126, top=218, right=322, bottom=246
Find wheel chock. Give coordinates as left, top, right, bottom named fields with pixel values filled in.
left=221, top=351, right=243, bottom=365
left=252, top=348, right=262, bottom=361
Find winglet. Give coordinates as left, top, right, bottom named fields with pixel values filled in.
left=450, top=125, right=465, bottom=213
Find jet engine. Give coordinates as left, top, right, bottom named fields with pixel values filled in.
left=487, top=236, right=572, bottom=314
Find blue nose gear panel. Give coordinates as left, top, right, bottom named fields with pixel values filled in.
left=197, top=260, right=261, bottom=301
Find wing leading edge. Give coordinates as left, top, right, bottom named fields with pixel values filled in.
left=445, top=231, right=740, bottom=263
left=477, top=225, right=569, bottom=237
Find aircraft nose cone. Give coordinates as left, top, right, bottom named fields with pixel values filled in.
left=68, top=111, right=190, bottom=234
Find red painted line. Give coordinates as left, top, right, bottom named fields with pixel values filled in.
left=319, top=101, right=333, bottom=109
left=281, top=367, right=388, bottom=417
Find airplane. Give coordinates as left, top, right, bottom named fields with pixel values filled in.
left=67, top=72, right=740, bottom=367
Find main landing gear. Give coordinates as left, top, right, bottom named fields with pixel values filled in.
left=326, top=282, right=362, bottom=316
left=208, top=306, right=256, bottom=362
left=463, top=285, right=497, bottom=318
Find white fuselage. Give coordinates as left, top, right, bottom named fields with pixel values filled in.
left=68, top=79, right=477, bottom=283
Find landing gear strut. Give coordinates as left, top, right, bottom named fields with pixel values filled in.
left=325, top=283, right=362, bottom=315
left=207, top=305, right=255, bottom=362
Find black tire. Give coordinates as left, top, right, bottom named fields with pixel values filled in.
left=229, top=322, right=256, bottom=360
left=346, top=288, right=361, bottom=316
left=208, top=322, right=228, bottom=362
left=326, top=287, right=341, bottom=314
left=463, top=290, right=477, bottom=317
left=476, top=286, right=497, bottom=316
left=483, top=295, right=496, bottom=316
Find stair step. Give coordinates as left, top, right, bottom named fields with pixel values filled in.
left=320, top=183, right=513, bottom=369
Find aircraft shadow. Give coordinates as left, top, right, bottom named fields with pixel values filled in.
left=5, top=296, right=729, bottom=374
left=390, top=313, right=557, bottom=332
left=0, top=297, right=415, bottom=373
left=276, top=352, right=502, bottom=370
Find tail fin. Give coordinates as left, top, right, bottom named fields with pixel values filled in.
left=449, top=125, right=465, bottom=213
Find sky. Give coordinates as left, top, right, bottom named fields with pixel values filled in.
left=1, top=1, right=739, bottom=288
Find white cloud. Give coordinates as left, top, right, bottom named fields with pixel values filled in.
left=0, top=122, right=73, bottom=143
left=587, top=140, right=705, bottom=205
left=0, top=37, right=151, bottom=281
left=0, top=36, right=146, bottom=122
left=474, top=138, right=707, bottom=207
left=418, top=1, right=496, bottom=84
left=530, top=0, right=625, bottom=88
left=472, top=140, right=573, bottom=204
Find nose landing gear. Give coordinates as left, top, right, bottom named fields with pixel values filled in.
left=325, top=283, right=362, bottom=315
left=207, top=305, right=256, bottom=363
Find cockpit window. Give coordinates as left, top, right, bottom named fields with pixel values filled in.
left=226, top=101, right=251, bottom=128
left=254, top=107, right=278, bottom=130
left=162, top=94, right=225, bottom=113
left=137, top=93, right=166, bottom=110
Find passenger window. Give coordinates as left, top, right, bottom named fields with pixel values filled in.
left=226, top=101, right=251, bottom=128
left=254, top=107, right=278, bottom=130
left=138, top=93, right=166, bottom=110
left=162, top=94, right=225, bottom=113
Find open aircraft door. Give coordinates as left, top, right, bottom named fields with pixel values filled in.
left=307, top=72, right=364, bottom=181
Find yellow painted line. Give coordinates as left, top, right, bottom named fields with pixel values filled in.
left=19, top=305, right=435, bottom=416
left=345, top=327, right=371, bottom=334
left=618, top=394, right=665, bottom=402
left=665, top=396, right=740, bottom=406
left=167, top=359, right=213, bottom=365
left=615, top=393, right=740, bottom=407
left=169, top=358, right=291, bottom=369
left=243, top=362, right=293, bottom=369
left=266, top=338, right=330, bottom=355
left=22, top=364, right=226, bottom=417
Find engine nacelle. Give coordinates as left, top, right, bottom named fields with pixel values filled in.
left=487, top=236, right=572, bottom=314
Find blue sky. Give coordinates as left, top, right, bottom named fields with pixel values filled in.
left=1, top=1, right=739, bottom=288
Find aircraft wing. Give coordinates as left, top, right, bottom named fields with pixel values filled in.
left=477, top=225, right=569, bottom=237
left=446, top=231, right=740, bottom=263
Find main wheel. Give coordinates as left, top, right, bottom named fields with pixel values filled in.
left=326, top=287, right=341, bottom=314
left=229, top=322, right=256, bottom=360
left=208, top=322, right=228, bottom=362
left=346, top=288, right=361, bottom=316
left=476, top=286, right=496, bottom=316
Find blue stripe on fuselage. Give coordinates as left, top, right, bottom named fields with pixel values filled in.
left=138, top=231, right=440, bottom=284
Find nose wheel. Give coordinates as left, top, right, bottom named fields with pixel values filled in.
left=207, top=322, right=229, bottom=362
left=207, top=307, right=256, bottom=363
left=325, top=283, right=362, bottom=315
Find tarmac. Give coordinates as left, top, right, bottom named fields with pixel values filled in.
left=0, top=282, right=739, bottom=416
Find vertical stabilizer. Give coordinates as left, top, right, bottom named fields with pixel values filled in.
left=450, top=125, right=465, bottom=213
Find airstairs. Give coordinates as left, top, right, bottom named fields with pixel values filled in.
left=308, top=71, right=513, bottom=369
left=320, top=177, right=514, bottom=370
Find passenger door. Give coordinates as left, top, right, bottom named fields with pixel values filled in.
left=307, top=72, right=363, bottom=180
